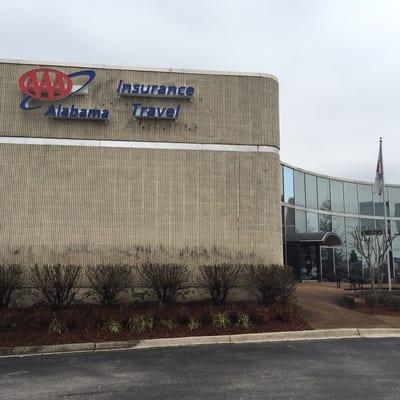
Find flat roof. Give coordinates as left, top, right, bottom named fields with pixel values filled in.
left=0, top=58, right=278, bottom=82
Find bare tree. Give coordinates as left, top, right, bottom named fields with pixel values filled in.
left=351, top=227, right=398, bottom=292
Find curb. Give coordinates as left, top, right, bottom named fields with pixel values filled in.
left=1, top=328, right=400, bottom=358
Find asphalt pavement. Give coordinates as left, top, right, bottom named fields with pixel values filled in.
left=1, top=338, right=400, bottom=399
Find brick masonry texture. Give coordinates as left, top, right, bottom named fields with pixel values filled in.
left=0, top=61, right=282, bottom=266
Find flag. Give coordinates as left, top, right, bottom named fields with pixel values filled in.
left=374, top=139, right=384, bottom=199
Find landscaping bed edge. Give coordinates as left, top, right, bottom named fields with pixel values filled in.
left=2, top=328, right=400, bottom=358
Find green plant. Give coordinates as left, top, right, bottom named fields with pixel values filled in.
left=212, top=312, right=231, bottom=329
left=31, top=264, right=81, bottom=307
left=248, top=264, right=296, bottom=307
left=188, top=317, right=201, bottom=330
left=48, top=313, right=64, bottom=334
left=105, top=319, right=122, bottom=334
left=199, top=264, right=241, bottom=306
left=127, top=314, right=154, bottom=334
left=136, top=263, right=190, bottom=306
left=0, top=264, right=24, bottom=309
left=159, top=318, right=177, bottom=330
left=238, top=313, right=252, bottom=329
left=86, top=264, right=132, bottom=305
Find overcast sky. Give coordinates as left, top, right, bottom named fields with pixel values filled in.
left=1, top=0, right=399, bottom=183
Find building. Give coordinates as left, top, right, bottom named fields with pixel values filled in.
left=1, top=59, right=399, bottom=280
left=281, top=163, right=400, bottom=280
left=0, top=60, right=281, bottom=267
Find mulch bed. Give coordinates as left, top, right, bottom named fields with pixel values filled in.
left=0, top=301, right=311, bottom=348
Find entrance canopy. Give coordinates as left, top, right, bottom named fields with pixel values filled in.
left=286, top=232, right=342, bottom=247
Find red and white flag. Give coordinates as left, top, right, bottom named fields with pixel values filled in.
left=374, top=139, right=384, bottom=199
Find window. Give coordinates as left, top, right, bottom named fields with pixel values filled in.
left=330, top=180, right=344, bottom=212
left=319, top=214, right=332, bottom=232
left=284, top=206, right=295, bottom=234
left=317, top=177, right=331, bottom=211
left=306, top=212, right=318, bottom=232
left=333, top=216, right=347, bottom=272
left=360, top=218, right=375, bottom=232
left=283, top=167, right=294, bottom=204
left=294, top=170, right=305, bottom=206
left=358, top=184, right=374, bottom=216
left=305, top=174, right=318, bottom=209
left=374, top=187, right=389, bottom=217
left=344, top=182, right=358, bottom=214
left=345, top=217, right=362, bottom=274
left=295, top=209, right=306, bottom=233
left=389, top=187, right=400, bottom=217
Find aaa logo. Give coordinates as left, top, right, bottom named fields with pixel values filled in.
left=18, top=67, right=96, bottom=110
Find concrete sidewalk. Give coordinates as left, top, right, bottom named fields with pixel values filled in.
left=296, top=282, right=400, bottom=329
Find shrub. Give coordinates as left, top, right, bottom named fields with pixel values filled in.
left=386, top=295, right=400, bottom=311
left=248, top=264, right=296, bottom=307
left=238, top=313, right=252, bottom=329
left=105, top=319, right=122, bottom=334
left=363, top=292, right=385, bottom=307
left=127, top=314, right=154, bottom=334
left=0, top=264, right=24, bottom=309
left=199, top=264, right=241, bottom=306
left=48, top=313, right=64, bottom=334
left=159, top=318, right=178, bottom=330
left=188, top=317, right=201, bottom=330
left=86, top=264, right=132, bottom=305
left=270, top=303, right=294, bottom=322
left=136, top=263, right=190, bottom=306
left=32, top=264, right=81, bottom=307
left=212, top=312, right=231, bottom=329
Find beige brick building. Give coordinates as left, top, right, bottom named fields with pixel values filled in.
left=0, top=60, right=282, bottom=267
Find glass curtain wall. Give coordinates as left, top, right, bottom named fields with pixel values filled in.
left=281, top=163, right=400, bottom=279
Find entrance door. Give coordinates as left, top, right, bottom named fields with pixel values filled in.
left=320, top=246, right=335, bottom=280
left=299, top=244, right=319, bottom=280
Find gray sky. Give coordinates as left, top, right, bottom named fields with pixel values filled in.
left=1, top=0, right=399, bottom=183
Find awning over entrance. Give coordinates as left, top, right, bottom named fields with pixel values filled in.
left=286, top=231, right=342, bottom=246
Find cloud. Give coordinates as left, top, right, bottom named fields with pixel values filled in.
left=1, top=0, right=400, bottom=183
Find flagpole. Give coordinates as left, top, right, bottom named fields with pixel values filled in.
left=380, top=138, right=392, bottom=291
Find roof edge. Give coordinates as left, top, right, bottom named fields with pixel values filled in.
left=0, top=58, right=279, bottom=82
left=280, top=160, right=400, bottom=188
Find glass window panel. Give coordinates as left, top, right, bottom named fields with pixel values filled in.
left=360, top=218, right=375, bottom=232
left=284, top=206, right=295, bottom=234
left=330, top=180, right=344, bottom=213
left=294, top=170, right=305, bottom=207
left=317, top=177, right=331, bottom=211
left=280, top=166, right=284, bottom=202
left=344, top=182, right=358, bottom=214
left=389, top=187, right=400, bottom=217
left=335, top=246, right=348, bottom=272
left=305, top=174, right=318, bottom=209
left=374, top=187, right=389, bottom=217
left=345, top=217, right=362, bottom=274
left=283, top=167, right=294, bottom=204
left=375, top=219, right=390, bottom=235
left=333, top=216, right=346, bottom=244
left=295, top=209, right=306, bottom=233
left=306, top=212, right=318, bottom=232
left=393, top=250, right=400, bottom=279
left=358, top=184, right=374, bottom=215
left=319, top=214, right=332, bottom=232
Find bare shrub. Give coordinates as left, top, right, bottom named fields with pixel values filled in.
left=136, top=263, right=190, bottom=306
left=0, top=264, right=24, bottom=309
left=32, top=264, right=81, bottom=307
left=199, top=264, right=241, bottom=306
left=86, top=264, right=132, bottom=305
left=248, top=264, right=296, bottom=307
